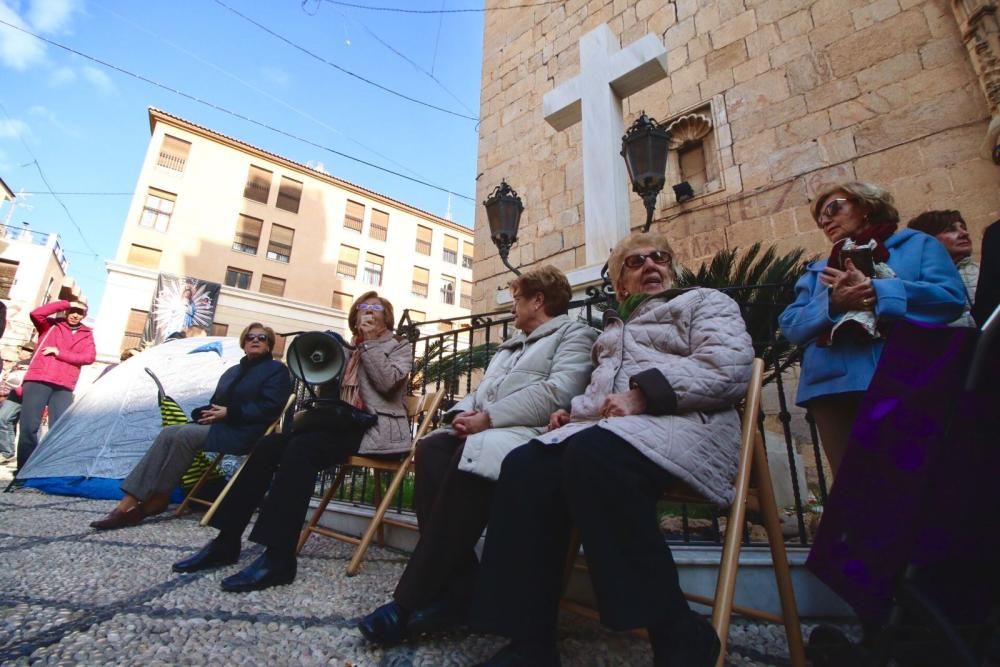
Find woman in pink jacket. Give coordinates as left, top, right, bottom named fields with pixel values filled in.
left=16, top=300, right=96, bottom=469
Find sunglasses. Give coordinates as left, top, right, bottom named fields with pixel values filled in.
left=817, top=198, right=850, bottom=224
left=622, top=251, right=672, bottom=270
left=244, top=333, right=269, bottom=343
left=357, top=303, right=385, bottom=311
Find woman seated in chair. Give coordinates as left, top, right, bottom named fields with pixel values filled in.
left=171, top=291, right=413, bottom=592
left=91, top=323, right=292, bottom=530
left=358, top=266, right=597, bottom=645
left=467, top=232, right=754, bottom=667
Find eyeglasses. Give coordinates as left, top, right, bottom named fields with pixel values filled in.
left=622, top=251, right=671, bottom=270
left=817, top=198, right=849, bottom=224
left=357, top=303, right=385, bottom=311
left=244, top=333, right=269, bottom=343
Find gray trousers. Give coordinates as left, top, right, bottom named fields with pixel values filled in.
left=121, top=423, right=211, bottom=500
left=0, top=397, right=21, bottom=457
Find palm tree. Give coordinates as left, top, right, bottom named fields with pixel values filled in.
left=408, top=338, right=499, bottom=396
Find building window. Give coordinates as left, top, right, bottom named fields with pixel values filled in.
left=121, top=308, right=148, bottom=353
left=443, top=235, right=458, bottom=264
left=266, top=224, right=294, bottom=263
left=259, top=274, right=286, bottom=297
left=272, top=333, right=287, bottom=359
left=344, top=199, right=364, bottom=233
left=232, top=214, right=263, bottom=255
left=225, top=266, right=252, bottom=290
left=157, top=135, right=190, bottom=172
left=363, top=252, right=384, bottom=286
left=332, top=290, right=352, bottom=311
left=462, top=241, right=474, bottom=269
left=139, top=188, right=175, bottom=232
left=664, top=107, right=720, bottom=202
left=416, top=225, right=432, bottom=255
left=0, top=259, right=18, bottom=299
left=440, top=275, right=456, bottom=305
left=210, top=322, right=229, bottom=337
left=369, top=209, right=389, bottom=242
left=409, top=309, right=426, bottom=323
left=461, top=280, right=472, bottom=309
left=438, top=321, right=454, bottom=333
left=412, top=266, right=429, bottom=298
left=337, top=245, right=359, bottom=279
left=244, top=165, right=272, bottom=203
left=127, top=244, right=162, bottom=269
left=276, top=176, right=302, bottom=213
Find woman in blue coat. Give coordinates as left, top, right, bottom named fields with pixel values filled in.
left=779, top=181, right=965, bottom=478
left=90, top=322, right=292, bottom=529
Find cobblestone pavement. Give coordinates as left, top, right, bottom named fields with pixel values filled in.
left=0, top=471, right=836, bottom=666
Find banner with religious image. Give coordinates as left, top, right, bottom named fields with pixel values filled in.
left=141, top=274, right=221, bottom=346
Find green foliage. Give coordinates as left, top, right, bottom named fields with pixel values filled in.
left=408, top=338, right=499, bottom=395
left=675, top=242, right=814, bottom=377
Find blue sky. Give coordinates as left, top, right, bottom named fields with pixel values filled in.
left=0, top=0, right=484, bottom=316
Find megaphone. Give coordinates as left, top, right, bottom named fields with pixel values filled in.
left=286, top=331, right=349, bottom=386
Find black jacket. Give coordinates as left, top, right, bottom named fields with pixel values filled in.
left=202, top=355, right=292, bottom=455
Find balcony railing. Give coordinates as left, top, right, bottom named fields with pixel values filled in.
left=156, top=151, right=187, bottom=172
left=370, top=223, right=388, bottom=242
left=243, top=181, right=269, bottom=203
left=303, top=283, right=831, bottom=548
left=344, top=215, right=364, bottom=233
left=411, top=281, right=429, bottom=298
left=442, top=249, right=457, bottom=264
left=416, top=239, right=432, bottom=255
left=336, top=261, right=357, bottom=279
left=0, top=224, right=68, bottom=271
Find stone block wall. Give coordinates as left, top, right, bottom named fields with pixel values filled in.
left=472, top=0, right=999, bottom=310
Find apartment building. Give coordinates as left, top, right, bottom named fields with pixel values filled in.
left=93, top=108, right=474, bottom=363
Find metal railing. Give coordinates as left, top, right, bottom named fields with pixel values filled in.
left=156, top=151, right=186, bottom=172
left=307, top=284, right=828, bottom=547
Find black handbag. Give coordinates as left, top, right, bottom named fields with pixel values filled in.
left=291, top=398, right=377, bottom=435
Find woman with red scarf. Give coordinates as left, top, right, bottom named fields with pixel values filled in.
left=779, top=182, right=966, bottom=479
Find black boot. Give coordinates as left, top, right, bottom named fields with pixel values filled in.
left=475, top=639, right=561, bottom=667
left=357, top=601, right=411, bottom=646
left=649, top=611, right=721, bottom=667
left=220, top=551, right=296, bottom=592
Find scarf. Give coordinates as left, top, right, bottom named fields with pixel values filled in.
left=340, top=335, right=365, bottom=410
left=617, top=292, right=652, bottom=321
left=819, top=221, right=897, bottom=346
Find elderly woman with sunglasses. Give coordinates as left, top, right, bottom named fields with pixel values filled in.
left=91, top=322, right=292, bottom=530
left=469, top=232, right=754, bottom=667
left=170, top=291, right=412, bottom=593
left=779, top=182, right=966, bottom=478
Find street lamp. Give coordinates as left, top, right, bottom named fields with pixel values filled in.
left=483, top=179, right=523, bottom=276
left=620, top=112, right=671, bottom=232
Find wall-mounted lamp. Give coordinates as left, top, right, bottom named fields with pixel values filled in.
left=483, top=179, right=523, bottom=276
left=620, top=112, right=671, bottom=232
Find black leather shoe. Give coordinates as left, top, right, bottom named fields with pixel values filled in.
left=651, top=612, right=721, bottom=667
left=358, top=601, right=410, bottom=646
left=475, top=640, right=561, bottom=667
left=220, top=553, right=296, bottom=592
left=406, top=598, right=466, bottom=637
left=172, top=540, right=240, bottom=573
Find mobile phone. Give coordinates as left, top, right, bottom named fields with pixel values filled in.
left=842, top=246, right=875, bottom=277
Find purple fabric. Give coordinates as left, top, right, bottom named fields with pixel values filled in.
left=806, top=321, right=1000, bottom=625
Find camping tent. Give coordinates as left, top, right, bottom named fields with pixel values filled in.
left=17, top=337, right=246, bottom=499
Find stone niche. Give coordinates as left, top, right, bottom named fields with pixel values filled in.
left=659, top=94, right=736, bottom=209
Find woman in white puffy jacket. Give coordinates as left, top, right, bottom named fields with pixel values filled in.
left=359, top=265, right=597, bottom=646
left=472, top=232, right=754, bottom=667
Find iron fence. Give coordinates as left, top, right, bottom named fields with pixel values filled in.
left=305, top=284, right=828, bottom=547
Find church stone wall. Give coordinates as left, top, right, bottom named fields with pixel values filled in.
left=472, top=0, right=999, bottom=310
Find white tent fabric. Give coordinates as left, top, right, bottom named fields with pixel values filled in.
left=18, top=337, right=246, bottom=484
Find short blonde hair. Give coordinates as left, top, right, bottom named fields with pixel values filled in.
left=607, top=232, right=681, bottom=294
left=239, top=322, right=276, bottom=351
left=811, top=181, right=899, bottom=227
left=348, top=291, right=396, bottom=335
left=509, top=265, right=572, bottom=316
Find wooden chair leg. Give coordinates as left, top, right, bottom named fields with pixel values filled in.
left=296, top=466, right=348, bottom=554
left=200, top=450, right=253, bottom=527
left=175, top=452, right=223, bottom=516
left=752, top=435, right=807, bottom=667
left=346, top=456, right=411, bottom=576
left=373, top=470, right=385, bottom=547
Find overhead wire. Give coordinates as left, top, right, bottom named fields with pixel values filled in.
left=213, top=0, right=478, bottom=121
left=0, top=18, right=476, bottom=202
left=310, top=0, right=564, bottom=13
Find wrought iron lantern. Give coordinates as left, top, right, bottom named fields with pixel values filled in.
left=620, top=112, right=671, bottom=232
left=483, top=179, right=523, bottom=276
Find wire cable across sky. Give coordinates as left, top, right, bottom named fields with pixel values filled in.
left=310, top=0, right=565, bottom=14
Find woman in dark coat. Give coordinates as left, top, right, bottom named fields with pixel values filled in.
left=90, top=322, right=291, bottom=530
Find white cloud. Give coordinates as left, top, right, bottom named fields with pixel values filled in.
left=0, top=3, right=46, bottom=70
left=26, top=0, right=80, bottom=33
left=81, top=64, right=113, bottom=93
left=0, top=117, right=30, bottom=139
left=260, top=65, right=290, bottom=88
left=48, top=63, right=74, bottom=84
left=306, top=160, right=329, bottom=174
left=28, top=104, right=79, bottom=136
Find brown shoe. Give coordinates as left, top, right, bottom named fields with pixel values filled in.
left=90, top=507, right=144, bottom=530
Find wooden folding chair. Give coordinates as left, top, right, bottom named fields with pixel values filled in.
left=562, top=359, right=806, bottom=667
left=296, top=387, right=446, bottom=576
left=175, top=392, right=297, bottom=518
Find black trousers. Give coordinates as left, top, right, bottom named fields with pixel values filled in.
left=470, top=426, right=690, bottom=642
left=393, top=430, right=496, bottom=611
left=17, top=381, right=73, bottom=469
left=209, top=428, right=364, bottom=560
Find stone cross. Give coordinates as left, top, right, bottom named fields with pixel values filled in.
left=544, top=24, right=669, bottom=266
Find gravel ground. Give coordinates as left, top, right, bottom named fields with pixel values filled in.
left=0, top=467, right=855, bottom=665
